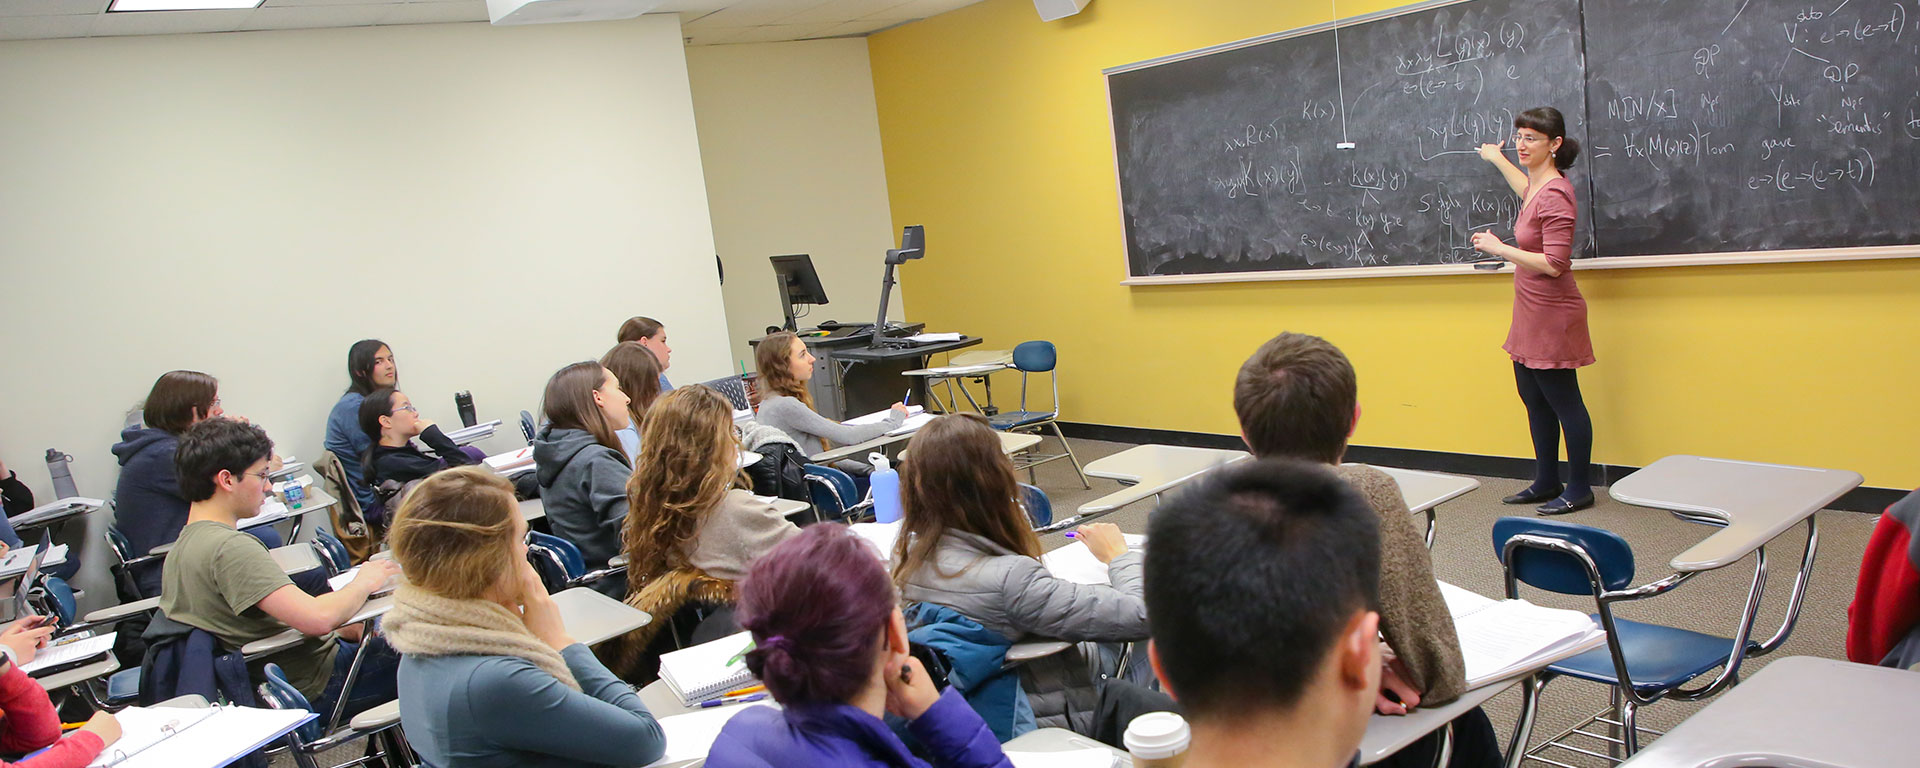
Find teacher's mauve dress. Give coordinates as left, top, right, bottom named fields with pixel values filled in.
left=1505, top=177, right=1594, bottom=369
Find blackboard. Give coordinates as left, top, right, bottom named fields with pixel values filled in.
left=1107, top=0, right=1920, bottom=281
left=1583, top=0, right=1920, bottom=256
left=1108, top=0, right=1590, bottom=278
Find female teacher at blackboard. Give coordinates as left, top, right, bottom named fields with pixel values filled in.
left=1472, top=106, right=1596, bottom=515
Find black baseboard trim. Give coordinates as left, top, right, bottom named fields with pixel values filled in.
left=1056, top=421, right=1903, bottom=514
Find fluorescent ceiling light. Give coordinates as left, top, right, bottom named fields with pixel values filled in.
left=108, top=0, right=265, bottom=10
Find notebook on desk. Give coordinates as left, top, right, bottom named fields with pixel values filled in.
left=659, top=630, right=759, bottom=705
left=87, top=705, right=314, bottom=768
left=1439, top=582, right=1606, bottom=688
left=844, top=405, right=932, bottom=436
left=8, top=497, right=104, bottom=528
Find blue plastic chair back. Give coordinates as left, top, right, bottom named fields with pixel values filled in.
left=259, top=663, right=325, bottom=742
left=520, top=410, right=538, bottom=444
left=311, top=533, right=351, bottom=574
left=1492, top=517, right=1636, bottom=595
left=1011, top=341, right=1057, bottom=373
left=105, top=527, right=134, bottom=563
left=804, top=464, right=860, bottom=519
left=37, top=576, right=78, bottom=626
left=1018, top=484, right=1052, bottom=528
left=528, top=532, right=586, bottom=579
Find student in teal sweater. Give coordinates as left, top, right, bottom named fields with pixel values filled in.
left=387, top=467, right=665, bottom=768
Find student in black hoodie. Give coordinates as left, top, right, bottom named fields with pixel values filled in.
left=112, top=370, right=282, bottom=597
left=360, top=388, right=479, bottom=493
left=530, top=361, right=633, bottom=596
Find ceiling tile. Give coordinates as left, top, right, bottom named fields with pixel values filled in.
left=241, top=3, right=389, bottom=29
left=378, top=0, right=484, bottom=24
left=0, top=0, right=108, bottom=17
left=0, top=13, right=95, bottom=38
left=682, top=0, right=827, bottom=28
left=778, top=0, right=899, bottom=25
left=259, top=0, right=395, bottom=7
left=862, top=0, right=974, bottom=22
left=720, top=20, right=836, bottom=41
left=89, top=8, right=251, bottom=35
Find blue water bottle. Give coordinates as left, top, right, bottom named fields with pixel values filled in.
left=869, top=453, right=902, bottom=524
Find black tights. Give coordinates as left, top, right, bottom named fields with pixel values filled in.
left=1513, top=362, right=1593, bottom=499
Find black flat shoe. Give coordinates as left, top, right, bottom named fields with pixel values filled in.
left=1502, top=485, right=1564, bottom=505
left=1536, top=493, right=1595, bottom=515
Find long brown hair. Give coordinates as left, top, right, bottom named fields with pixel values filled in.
left=600, top=341, right=663, bottom=430
left=143, top=370, right=218, bottom=434
left=541, top=362, right=624, bottom=455
left=623, top=386, right=747, bottom=584
left=387, top=467, right=520, bottom=601
left=753, top=331, right=813, bottom=409
left=892, top=414, right=1041, bottom=587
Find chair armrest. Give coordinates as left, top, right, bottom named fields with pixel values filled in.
left=34, top=656, right=120, bottom=693
left=242, top=629, right=306, bottom=660
left=79, top=597, right=161, bottom=627
left=1004, top=640, right=1073, bottom=669
left=608, top=554, right=629, bottom=568
left=154, top=694, right=211, bottom=708
left=147, top=541, right=176, bottom=558
left=575, top=564, right=629, bottom=587
left=349, top=699, right=402, bottom=732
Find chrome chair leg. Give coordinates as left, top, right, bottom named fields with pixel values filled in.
left=1047, top=421, right=1090, bottom=489
left=1505, top=673, right=1547, bottom=768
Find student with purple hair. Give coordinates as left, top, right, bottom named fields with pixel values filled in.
left=706, top=525, right=1013, bottom=768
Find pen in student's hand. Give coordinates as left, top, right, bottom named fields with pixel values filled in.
left=902, top=388, right=914, bottom=405
left=699, top=693, right=768, bottom=708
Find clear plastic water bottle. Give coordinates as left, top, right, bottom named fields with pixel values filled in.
left=869, top=452, right=902, bottom=524
left=283, top=478, right=306, bottom=509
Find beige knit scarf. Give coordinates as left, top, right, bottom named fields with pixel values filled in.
left=384, top=585, right=580, bottom=691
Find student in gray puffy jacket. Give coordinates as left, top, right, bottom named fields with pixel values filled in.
left=530, top=361, right=633, bottom=597
left=891, top=414, right=1146, bottom=735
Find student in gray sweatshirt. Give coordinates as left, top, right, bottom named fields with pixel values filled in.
left=530, top=361, right=633, bottom=596
left=388, top=468, right=665, bottom=768
left=752, top=331, right=907, bottom=473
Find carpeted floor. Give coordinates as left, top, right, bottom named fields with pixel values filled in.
left=1020, top=437, right=1876, bottom=767
left=295, top=435, right=1878, bottom=767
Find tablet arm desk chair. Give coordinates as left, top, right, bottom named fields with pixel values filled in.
left=1494, top=515, right=1815, bottom=767
left=987, top=341, right=1088, bottom=489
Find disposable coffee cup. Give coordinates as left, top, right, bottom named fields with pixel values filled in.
left=1123, top=711, right=1190, bottom=768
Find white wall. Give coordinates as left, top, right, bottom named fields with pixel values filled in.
left=686, top=39, right=902, bottom=365
left=0, top=16, right=730, bottom=608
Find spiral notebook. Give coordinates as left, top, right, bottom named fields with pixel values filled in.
left=659, top=630, right=759, bottom=705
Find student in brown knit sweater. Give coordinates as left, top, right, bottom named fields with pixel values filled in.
left=1233, top=332, right=1498, bottom=768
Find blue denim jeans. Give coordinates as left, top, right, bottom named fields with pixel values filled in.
left=311, top=633, right=401, bottom=726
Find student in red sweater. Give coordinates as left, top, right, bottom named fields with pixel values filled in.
left=1848, top=488, right=1920, bottom=667
left=0, top=619, right=120, bottom=767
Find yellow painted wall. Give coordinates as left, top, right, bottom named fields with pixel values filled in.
left=867, top=0, right=1920, bottom=489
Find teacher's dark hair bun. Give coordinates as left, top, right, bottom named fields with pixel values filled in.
left=1515, top=107, right=1581, bottom=171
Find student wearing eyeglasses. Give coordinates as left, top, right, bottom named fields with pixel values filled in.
left=361, top=388, right=479, bottom=491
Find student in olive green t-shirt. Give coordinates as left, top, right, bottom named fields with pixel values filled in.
left=159, top=419, right=400, bottom=708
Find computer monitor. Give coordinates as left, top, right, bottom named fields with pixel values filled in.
left=871, top=225, right=926, bottom=347
left=770, top=254, right=829, bottom=332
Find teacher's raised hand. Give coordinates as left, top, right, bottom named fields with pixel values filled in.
left=1476, top=141, right=1506, bottom=163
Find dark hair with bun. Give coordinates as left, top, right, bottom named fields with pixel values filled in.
left=733, top=526, right=898, bottom=706
left=736, top=525, right=896, bottom=705
left=1514, top=106, right=1581, bottom=170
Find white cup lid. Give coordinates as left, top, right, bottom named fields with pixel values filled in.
left=1123, top=711, right=1191, bottom=758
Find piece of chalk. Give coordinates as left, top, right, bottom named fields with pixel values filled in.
left=1336, top=142, right=1356, bottom=149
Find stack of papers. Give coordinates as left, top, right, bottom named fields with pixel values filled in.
left=1006, top=749, right=1121, bottom=768
left=906, top=332, right=964, bottom=343
left=642, top=701, right=778, bottom=767
left=1440, top=582, right=1606, bottom=688
left=850, top=521, right=901, bottom=562
left=660, top=631, right=759, bottom=705
left=21, top=632, right=116, bottom=676
left=483, top=447, right=536, bottom=475
left=8, top=497, right=104, bottom=527
left=91, top=705, right=314, bottom=768
left=844, top=405, right=932, bottom=436
left=444, top=420, right=503, bottom=445
left=239, top=501, right=304, bottom=529
left=1038, top=536, right=1146, bottom=585
left=0, top=544, right=69, bottom=578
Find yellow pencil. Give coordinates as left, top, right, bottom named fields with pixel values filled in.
left=722, top=684, right=766, bottom=697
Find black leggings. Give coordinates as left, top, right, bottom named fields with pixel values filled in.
left=1513, top=362, right=1593, bottom=497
